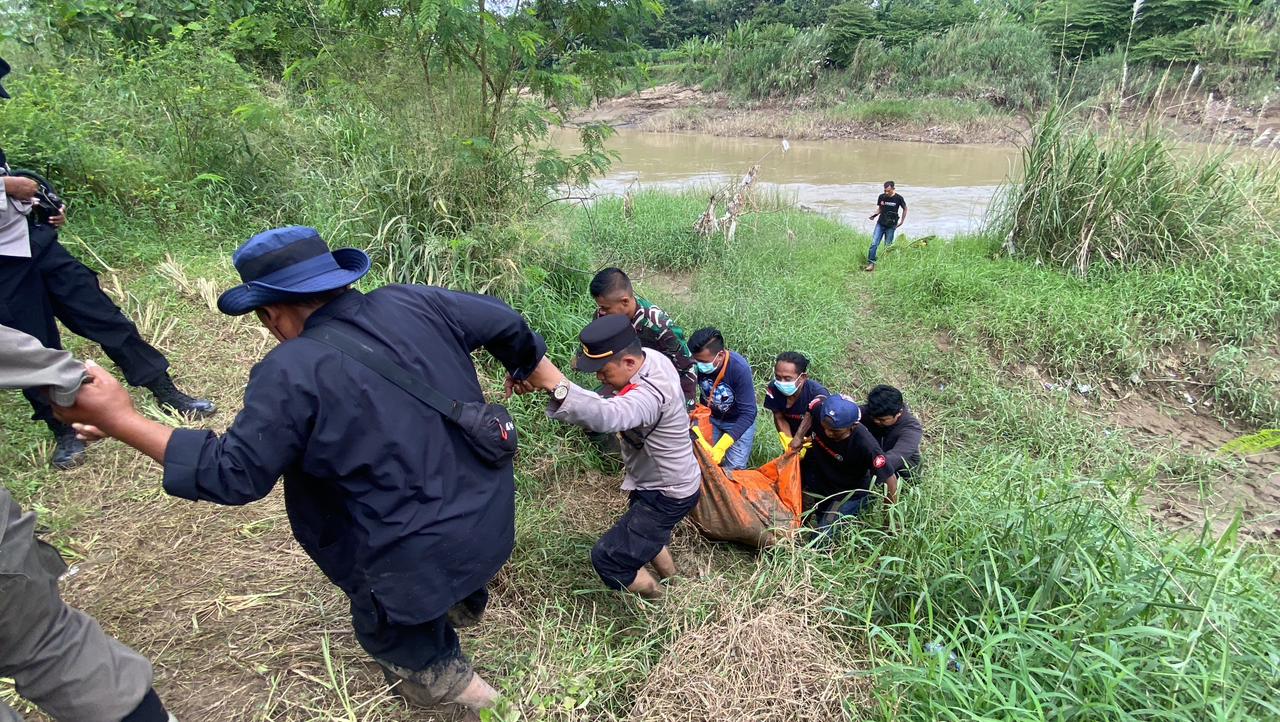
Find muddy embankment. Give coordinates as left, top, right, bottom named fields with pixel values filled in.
left=572, top=84, right=1280, bottom=147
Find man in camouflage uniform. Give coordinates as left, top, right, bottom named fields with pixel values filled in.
left=589, top=268, right=696, bottom=410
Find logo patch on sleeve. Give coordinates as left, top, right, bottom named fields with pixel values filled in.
left=873, top=455, right=887, bottom=469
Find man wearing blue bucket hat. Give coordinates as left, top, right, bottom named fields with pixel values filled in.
left=788, top=393, right=898, bottom=527
left=54, top=226, right=555, bottom=717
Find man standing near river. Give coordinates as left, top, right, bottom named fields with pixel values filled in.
left=866, top=181, right=907, bottom=272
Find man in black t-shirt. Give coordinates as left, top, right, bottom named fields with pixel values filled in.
left=788, top=394, right=898, bottom=528
left=866, top=180, right=907, bottom=272
left=763, top=351, right=830, bottom=452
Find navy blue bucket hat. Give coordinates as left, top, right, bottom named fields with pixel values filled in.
left=217, top=226, right=371, bottom=316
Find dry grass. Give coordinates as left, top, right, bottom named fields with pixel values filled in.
left=629, top=564, right=870, bottom=722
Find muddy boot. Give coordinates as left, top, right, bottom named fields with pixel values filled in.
left=380, top=661, right=475, bottom=717
left=49, top=420, right=87, bottom=470
left=146, top=374, right=216, bottom=418
left=446, top=595, right=487, bottom=629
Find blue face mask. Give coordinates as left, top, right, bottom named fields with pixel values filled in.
left=774, top=378, right=799, bottom=396
left=696, top=352, right=722, bottom=375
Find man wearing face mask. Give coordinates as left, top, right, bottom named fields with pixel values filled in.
left=763, top=351, right=830, bottom=452
left=53, top=226, right=554, bottom=720
left=517, top=314, right=701, bottom=598
left=688, top=327, right=758, bottom=470
left=788, top=394, right=897, bottom=527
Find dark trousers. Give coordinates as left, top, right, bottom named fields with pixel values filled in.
left=0, top=227, right=168, bottom=425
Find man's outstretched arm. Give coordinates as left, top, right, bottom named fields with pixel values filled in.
left=52, top=363, right=172, bottom=462
left=0, top=325, right=87, bottom=406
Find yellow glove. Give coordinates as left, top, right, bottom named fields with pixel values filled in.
left=778, top=432, right=793, bottom=451
left=692, top=425, right=708, bottom=445
left=710, top=434, right=735, bottom=465
left=691, top=425, right=716, bottom=456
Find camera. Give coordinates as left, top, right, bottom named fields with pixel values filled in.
left=8, top=169, right=64, bottom=226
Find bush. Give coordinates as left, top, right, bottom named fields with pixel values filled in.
left=993, top=107, right=1280, bottom=273
left=826, top=1, right=878, bottom=68
left=895, top=23, right=1055, bottom=110
left=703, top=23, right=829, bottom=98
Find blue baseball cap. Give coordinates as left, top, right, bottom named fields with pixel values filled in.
left=819, top=394, right=861, bottom=430
left=217, top=226, right=371, bottom=316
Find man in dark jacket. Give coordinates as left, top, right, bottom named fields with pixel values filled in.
left=862, top=384, right=923, bottom=479
left=689, top=327, right=758, bottom=469
left=0, top=56, right=213, bottom=471
left=54, top=226, right=552, bottom=718
left=790, top=394, right=897, bottom=527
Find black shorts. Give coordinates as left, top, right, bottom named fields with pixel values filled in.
left=350, top=587, right=489, bottom=700
left=591, top=488, right=701, bottom=590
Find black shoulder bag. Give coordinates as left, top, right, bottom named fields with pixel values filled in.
left=303, top=324, right=518, bottom=468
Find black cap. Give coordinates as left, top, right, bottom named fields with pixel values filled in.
left=0, top=58, right=10, bottom=99
left=574, top=314, right=638, bottom=372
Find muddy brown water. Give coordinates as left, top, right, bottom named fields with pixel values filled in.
left=552, top=128, right=1021, bottom=237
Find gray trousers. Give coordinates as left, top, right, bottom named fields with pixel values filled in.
left=0, top=488, right=153, bottom=722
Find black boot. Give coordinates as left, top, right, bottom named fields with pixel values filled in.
left=48, top=421, right=87, bottom=471
left=146, top=374, right=216, bottom=418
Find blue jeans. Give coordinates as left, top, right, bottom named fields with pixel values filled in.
left=869, top=224, right=896, bottom=263
left=711, top=417, right=757, bottom=470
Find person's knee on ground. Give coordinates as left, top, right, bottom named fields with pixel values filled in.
left=650, top=546, right=676, bottom=580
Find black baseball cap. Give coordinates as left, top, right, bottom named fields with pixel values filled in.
left=574, top=314, right=638, bottom=372
left=0, top=58, right=11, bottom=99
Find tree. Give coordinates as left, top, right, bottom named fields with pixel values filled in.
left=827, top=0, right=876, bottom=66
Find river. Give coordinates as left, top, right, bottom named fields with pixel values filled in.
left=552, top=128, right=1021, bottom=238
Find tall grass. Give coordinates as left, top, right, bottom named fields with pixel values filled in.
left=817, top=440, right=1280, bottom=721
left=994, top=107, right=1280, bottom=274
left=570, top=195, right=1280, bottom=720
left=871, top=234, right=1280, bottom=425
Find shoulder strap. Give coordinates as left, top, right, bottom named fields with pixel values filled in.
left=303, top=324, right=462, bottom=422
left=708, top=350, right=730, bottom=399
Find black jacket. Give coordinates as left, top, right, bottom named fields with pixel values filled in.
left=163, top=286, right=545, bottom=625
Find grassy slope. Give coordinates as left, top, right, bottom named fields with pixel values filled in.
left=2, top=193, right=1278, bottom=720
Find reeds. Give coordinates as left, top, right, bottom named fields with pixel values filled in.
left=993, top=106, right=1280, bottom=274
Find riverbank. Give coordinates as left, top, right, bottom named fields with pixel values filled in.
left=574, top=83, right=1280, bottom=147
left=3, top=191, right=1277, bottom=720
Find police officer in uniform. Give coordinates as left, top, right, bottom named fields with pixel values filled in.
left=521, top=314, right=702, bottom=598
left=0, top=57, right=214, bottom=470
left=1, top=325, right=177, bottom=722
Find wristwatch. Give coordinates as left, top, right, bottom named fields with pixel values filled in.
left=551, top=379, right=570, bottom=402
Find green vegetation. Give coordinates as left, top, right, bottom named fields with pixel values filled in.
left=633, top=0, right=1278, bottom=129
left=999, top=108, right=1280, bottom=273
left=2, top=0, right=1279, bottom=719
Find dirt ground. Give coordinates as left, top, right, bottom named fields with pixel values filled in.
left=1012, top=359, right=1280, bottom=542
left=573, top=83, right=1280, bottom=148
left=574, top=84, right=1026, bottom=144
